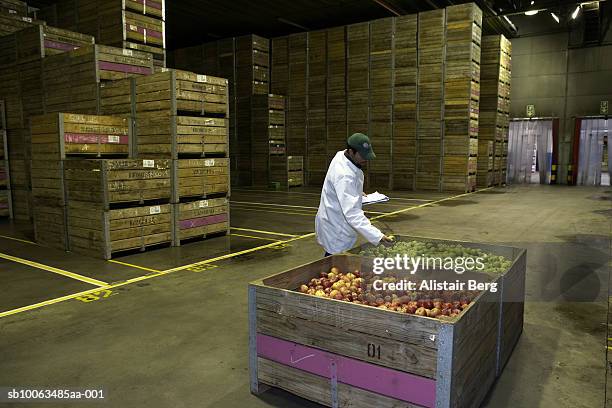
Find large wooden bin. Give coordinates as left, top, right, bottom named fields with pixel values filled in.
left=249, top=238, right=525, bottom=408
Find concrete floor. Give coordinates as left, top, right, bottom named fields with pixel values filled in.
left=0, top=185, right=609, bottom=407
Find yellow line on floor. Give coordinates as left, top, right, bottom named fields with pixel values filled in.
left=108, top=259, right=162, bottom=273
left=0, top=234, right=37, bottom=245
left=371, top=187, right=494, bottom=221
left=0, top=287, right=112, bottom=318
left=162, top=234, right=309, bottom=273
left=233, top=188, right=435, bottom=202
left=231, top=227, right=298, bottom=238
left=230, top=205, right=315, bottom=217
left=0, top=252, right=108, bottom=287
left=231, top=200, right=388, bottom=215
left=230, top=233, right=281, bottom=242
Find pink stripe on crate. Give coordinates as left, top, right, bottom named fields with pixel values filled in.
left=257, top=334, right=436, bottom=408
left=0, top=204, right=8, bottom=209
left=132, top=0, right=163, bottom=10
left=125, top=24, right=163, bottom=39
left=180, top=213, right=228, bottom=230
left=98, top=61, right=152, bottom=75
left=64, top=133, right=129, bottom=145
left=44, top=39, right=80, bottom=51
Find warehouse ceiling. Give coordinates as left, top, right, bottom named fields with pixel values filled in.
left=27, top=0, right=610, bottom=49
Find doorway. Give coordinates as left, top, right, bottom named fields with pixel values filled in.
left=574, top=118, right=610, bottom=186
left=507, top=119, right=555, bottom=184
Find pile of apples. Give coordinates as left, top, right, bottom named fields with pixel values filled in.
left=298, top=266, right=475, bottom=319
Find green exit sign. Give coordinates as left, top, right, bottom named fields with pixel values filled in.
left=526, top=104, right=535, bottom=118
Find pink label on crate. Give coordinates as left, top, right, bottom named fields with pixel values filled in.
left=132, top=0, right=163, bottom=10
left=0, top=203, right=8, bottom=209
left=44, top=39, right=80, bottom=51
left=180, top=213, right=227, bottom=230
left=257, top=334, right=436, bottom=408
left=98, top=61, right=153, bottom=75
left=64, top=133, right=129, bottom=145
left=125, top=24, right=163, bottom=39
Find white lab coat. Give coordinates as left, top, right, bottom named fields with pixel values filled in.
left=315, top=151, right=384, bottom=254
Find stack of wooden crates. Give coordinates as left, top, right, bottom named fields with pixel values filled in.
left=173, top=35, right=272, bottom=187
left=132, top=69, right=230, bottom=247
left=442, top=4, right=481, bottom=192
left=29, top=68, right=230, bottom=258
left=36, top=0, right=167, bottom=68
left=416, top=9, right=445, bottom=190
left=0, top=14, right=96, bottom=221
left=478, top=34, right=511, bottom=186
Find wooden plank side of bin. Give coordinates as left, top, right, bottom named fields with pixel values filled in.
left=497, top=249, right=526, bottom=375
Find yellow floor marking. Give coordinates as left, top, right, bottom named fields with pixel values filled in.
left=0, top=287, right=114, bottom=318
left=231, top=200, right=388, bottom=215
left=0, top=187, right=494, bottom=319
left=0, top=252, right=108, bottom=287
left=162, top=234, right=309, bottom=273
left=230, top=205, right=315, bottom=217
left=108, top=259, right=162, bottom=273
left=0, top=234, right=37, bottom=245
left=230, top=233, right=282, bottom=242
left=231, top=227, right=298, bottom=238
left=370, top=187, right=494, bottom=221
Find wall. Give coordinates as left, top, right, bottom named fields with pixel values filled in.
left=511, top=33, right=612, bottom=183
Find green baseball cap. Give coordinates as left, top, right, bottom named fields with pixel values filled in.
left=347, top=133, right=376, bottom=160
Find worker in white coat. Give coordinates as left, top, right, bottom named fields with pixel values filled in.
left=316, top=133, right=394, bottom=256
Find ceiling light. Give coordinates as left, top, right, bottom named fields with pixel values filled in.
left=572, top=5, right=581, bottom=19
left=551, top=12, right=559, bottom=23
left=530, top=0, right=535, bottom=4
left=525, top=9, right=539, bottom=15
left=503, top=15, right=516, bottom=30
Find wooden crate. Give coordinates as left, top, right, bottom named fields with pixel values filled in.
left=250, top=238, right=526, bottom=408
left=0, top=0, right=27, bottom=16
left=135, top=113, right=228, bottom=158
left=64, top=158, right=171, bottom=207
left=10, top=186, right=30, bottom=220
left=271, top=36, right=288, bottom=95
left=135, top=69, right=228, bottom=116
left=42, top=45, right=153, bottom=114
left=31, top=159, right=64, bottom=206
left=172, top=158, right=229, bottom=202
left=31, top=113, right=131, bottom=160
left=0, top=25, right=94, bottom=66
left=172, top=197, right=228, bottom=245
left=0, top=14, right=43, bottom=37
left=33, top=197, right=69, bottom=250
left=99, top=77, right=135, bottom=116
left=68, top=201, right=172, bottom=259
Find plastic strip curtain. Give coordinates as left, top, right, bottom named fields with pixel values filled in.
left=577, top=119, right=606, bottom=186
left=508, top=120, right=553, bottom=184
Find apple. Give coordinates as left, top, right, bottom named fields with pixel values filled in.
left=299, top=284, right=309, bottom=293
left=331, top=281, right=345, bottom=290
left=330, top=267, right=340, bottom=275
left=328, top=272, right=337, bottom=281
left=345, top=272, right=356, bottom=281
left=427, top=308, right=441, bottom=318
left=406, top=305, right=417, bottom=314
left=415, top=307, right=428, bottom=316
left=315, top=290, right=326, bottom=297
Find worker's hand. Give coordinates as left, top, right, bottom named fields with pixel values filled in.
left=381, top=235, right=395, bottom=245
